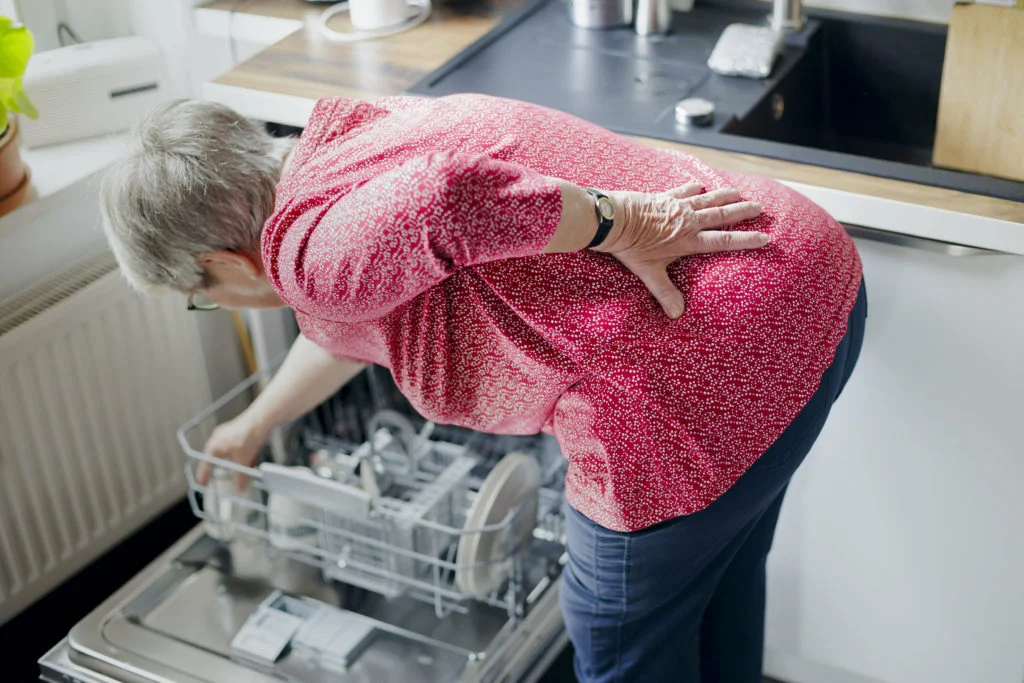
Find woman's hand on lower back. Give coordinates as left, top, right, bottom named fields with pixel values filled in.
left=596, top=183, right=767, bottom=319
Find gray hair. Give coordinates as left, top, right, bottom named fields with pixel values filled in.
left=100, top=99, right=293, bottom=293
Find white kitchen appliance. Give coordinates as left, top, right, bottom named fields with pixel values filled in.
left=20, top=36, right=167, bottom=148
left=39, top=362, right=571, bottom=683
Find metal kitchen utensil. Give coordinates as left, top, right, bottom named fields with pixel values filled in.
left=635, top=0, right=672, bottom=35
left=770, top=0, right=805, bottom=32
left=568, top=0, right=633, bottom=28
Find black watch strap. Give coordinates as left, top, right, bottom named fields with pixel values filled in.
left=584, top=188, right=615, bottom=249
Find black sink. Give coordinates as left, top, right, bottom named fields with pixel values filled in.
left=724, top=14, right=947, bottom=167
left=406, top=0, right=1024, bottom=201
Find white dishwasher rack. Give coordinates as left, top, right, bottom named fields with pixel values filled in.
left=177, top=365, right=566, bottom=622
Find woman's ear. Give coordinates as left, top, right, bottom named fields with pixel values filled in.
left=197, top=250, right=261, bottom=283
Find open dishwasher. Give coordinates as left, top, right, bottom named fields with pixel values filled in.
left=39, top=364, right=570, bottom=683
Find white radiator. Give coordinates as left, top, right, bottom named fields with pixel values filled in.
left=0, top=251, right=212, bottom=626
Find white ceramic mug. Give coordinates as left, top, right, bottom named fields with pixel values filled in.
left=268, top=492, right=321, bottom=552
left=350, top=0, right=410, bottom=31
left=203, top=467, right=260, bottom=542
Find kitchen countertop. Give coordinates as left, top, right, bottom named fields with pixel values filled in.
left=199, top=0, right=1024, bottom=254
left=203, top=0, right=519, bottom=102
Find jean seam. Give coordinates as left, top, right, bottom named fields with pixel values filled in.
left=613, top=535, right=631, bottom=681
left=591, top=528, right=600, bottom=668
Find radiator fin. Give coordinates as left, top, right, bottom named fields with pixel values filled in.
left=0, top=256, right=211, bottom=625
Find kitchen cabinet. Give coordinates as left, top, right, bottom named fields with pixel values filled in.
left=764, top=235, right=1024, bottom=683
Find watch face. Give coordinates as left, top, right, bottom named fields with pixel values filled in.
left=597, top=196, right=615, bottom=221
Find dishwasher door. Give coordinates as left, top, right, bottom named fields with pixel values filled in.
left=764, top=233, right=1024, bottom=683
left=40, top=364, right=570, bottom=683
left=39, top=524, right=568, bottom=683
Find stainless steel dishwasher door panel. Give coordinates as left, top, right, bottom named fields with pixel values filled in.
left=41, top=525, right=567, bottom=683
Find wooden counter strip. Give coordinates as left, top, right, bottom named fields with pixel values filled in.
left=630, top=138, right=1024, bottom=224
left=208, top=0, right=520, bottom=102
left=203, top=0, right=1024, bottom=225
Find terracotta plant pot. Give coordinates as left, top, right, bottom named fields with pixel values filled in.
left=0, top=117, right=30, bottom=217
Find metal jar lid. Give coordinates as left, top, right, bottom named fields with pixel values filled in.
left=675, top=98, right=715, bottom=127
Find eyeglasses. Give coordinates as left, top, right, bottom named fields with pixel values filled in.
left=187, top=292, right=220, bottom=312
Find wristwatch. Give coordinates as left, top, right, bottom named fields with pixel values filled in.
left=584, top=188, right=615, bottom=249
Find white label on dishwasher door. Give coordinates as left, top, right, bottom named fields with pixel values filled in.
left=292, top=605, right=376, bottom=671
left=230, top=606, right=304, bottom=663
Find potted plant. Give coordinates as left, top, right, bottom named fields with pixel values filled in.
left=0, top=16, right=36, bottom=216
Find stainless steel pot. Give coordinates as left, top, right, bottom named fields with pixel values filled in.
left=568, top=0, right=634, bottom=28
left=635, top=0, right=671, bottom=35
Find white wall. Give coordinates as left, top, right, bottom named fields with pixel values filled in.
left=803, top=0, right=953, bottom=23
left=666, top=0, right=955, bottom=23
left=124, top=0, right=199, bottom=98
left=14, top=0, right=200, bottom=97
left=14, top=0, right=133, bottom=52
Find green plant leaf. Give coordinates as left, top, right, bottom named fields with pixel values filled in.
left=0, top=77, right=35, bottom=117
left=10, top=78, right=36, bottom=118
left=0, top=106, right=7, bottom=135
left=0, top=77, right=13, bottom=106
left=0, top=21, right=34, bottom=79
left=0, top=17, right=13, bottom=34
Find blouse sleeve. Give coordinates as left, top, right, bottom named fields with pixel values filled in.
left=299, top=151, right=563, bottom=322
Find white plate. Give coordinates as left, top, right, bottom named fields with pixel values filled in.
left=455, top=456, right=518, bottom=596
left=455, top=452, right=541, bottom=598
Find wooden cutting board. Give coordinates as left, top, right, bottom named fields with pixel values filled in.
left=933, top=2, right=1024, bottom=182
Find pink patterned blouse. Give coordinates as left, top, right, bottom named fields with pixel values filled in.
left=263, top=94, right=862, bottom=532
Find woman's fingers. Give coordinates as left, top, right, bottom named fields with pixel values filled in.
left=196, top=458, right=251, bottom=491
left=234, top=469, right=252, bottom=493
left=605, top=186, right=768, bottom=315
left=686, top=187, right=743, bottom=211
left=196, top=460, right=213, bottom=487
left=626, top=262, right=686, bottom=319
left=663, top=182, right=704, bottom=200
left=696, top=200, right=762, bottom=229
left=695, top=230, right=771, bottom=254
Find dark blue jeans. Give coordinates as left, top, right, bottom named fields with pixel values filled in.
left=560, top=282, right=867, bottom=683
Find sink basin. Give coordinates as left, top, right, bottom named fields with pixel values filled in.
left=723, top=14, right=947, bottom=167
left=407, top=0, right=1024, bottom=202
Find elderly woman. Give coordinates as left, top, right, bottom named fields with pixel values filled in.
left=102, top=95, right=865, bottom=683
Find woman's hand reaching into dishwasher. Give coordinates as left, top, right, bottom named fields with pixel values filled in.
left=197, top=414, right=270, bottom=491
left=196, top=333, right=367, bottom=491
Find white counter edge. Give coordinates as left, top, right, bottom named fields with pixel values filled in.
left=780, top=182, right=1024, bottom=256
left=201, top=82, right=1024, bottom=257
left=203, top=82, right=316, bottom=129
left=193, top=7, right=303, bottom=45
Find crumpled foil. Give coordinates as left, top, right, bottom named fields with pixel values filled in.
left=707, top=24, right=784, bottom=80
